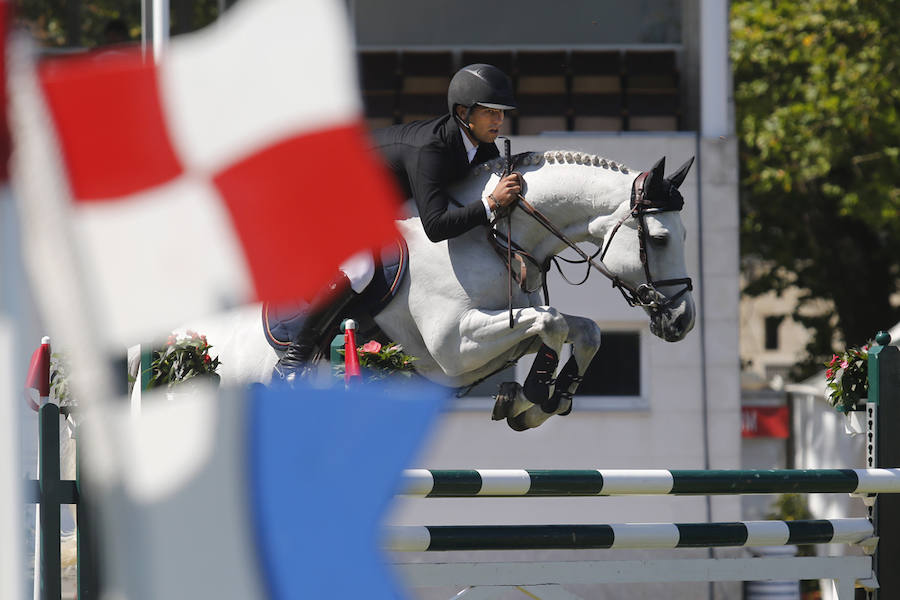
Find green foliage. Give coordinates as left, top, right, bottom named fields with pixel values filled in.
left=147, top=331, right=221, bottom=391
left=49, top=352, right=73, bottom=405
left=14, top=0, right=221, bottom=48
left=732, top=0, right=900, bottom=373
left=824, top=343, right=869, bottom=411
left=767, top=493, right=813, bottom=522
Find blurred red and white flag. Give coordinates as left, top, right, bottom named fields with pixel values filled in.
left=8, top=0, right=400, bottom=350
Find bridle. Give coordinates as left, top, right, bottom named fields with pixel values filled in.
left=598, top=169, right=693, bottom=311
left=488, top=167, right=693, bottom=325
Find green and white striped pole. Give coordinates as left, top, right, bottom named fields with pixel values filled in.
left=400, top=468, right=900, bottom=497
left=385, top=518, right=874, bottom=552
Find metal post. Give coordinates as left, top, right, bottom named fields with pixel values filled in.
left=153, top=0, right=170, bottom=62
left=76, top=425, right=98, bottom=600
left=38, top=404, right=61, bottom=600
left=141, top=0, right=169, bottom=62
left=867, top=331, right=900, bottom=599
left=141, top=0, right=154, bottom=59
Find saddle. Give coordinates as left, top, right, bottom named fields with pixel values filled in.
left=262, top=238, right=409, bottom=351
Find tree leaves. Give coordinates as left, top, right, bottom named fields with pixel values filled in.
left=732, top=0, right=900, bottom=374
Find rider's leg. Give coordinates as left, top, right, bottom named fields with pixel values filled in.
left=273, top=252, right=374, bottom=380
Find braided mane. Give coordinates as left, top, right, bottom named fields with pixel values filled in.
left=470, top=151, right=637, bottom=177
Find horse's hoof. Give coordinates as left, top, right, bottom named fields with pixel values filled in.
left=491, top=382, right=522, bottom=420
left=558, top=397, right=573, bottom=416
left=506, top=412, right=531, bottom=431
left=540, top=395, right=560, bottom=414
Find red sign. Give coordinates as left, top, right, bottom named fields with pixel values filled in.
left=741, top=406, right=790, bottom=438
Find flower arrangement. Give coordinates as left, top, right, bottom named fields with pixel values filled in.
left=147, top=331, right=221, bottom=390
left=49, top=352, right=75, bottom=407
left=335, top=340, right=417, bottom=382
left=824, top=344, right=869, bottom=412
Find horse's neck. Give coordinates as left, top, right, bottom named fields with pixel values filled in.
left=477, top=152, right=635, bottom=261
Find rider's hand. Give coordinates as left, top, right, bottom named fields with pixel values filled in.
left=488, top=173, right=522, bottom=211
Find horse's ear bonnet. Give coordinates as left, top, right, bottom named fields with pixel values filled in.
left=632, top=156, right=694, bottom=212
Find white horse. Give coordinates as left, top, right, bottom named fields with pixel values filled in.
left=186, top=151, right=696, bottom=430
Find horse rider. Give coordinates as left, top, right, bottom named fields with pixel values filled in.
left=273, top=63, right=523, bottom=380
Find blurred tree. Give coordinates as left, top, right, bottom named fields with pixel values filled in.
left=13, top=0, right=220, bottom=49
left=731, top=0, right=900, bottom=377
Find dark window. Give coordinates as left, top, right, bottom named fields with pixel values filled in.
left=575, top=331, right=640, bottom=396
left=764, top=316, right=783, bottom=350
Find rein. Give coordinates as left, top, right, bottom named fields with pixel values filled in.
left=488, top=169, right=693, bottom=328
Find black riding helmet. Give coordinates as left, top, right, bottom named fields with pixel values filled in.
left=447, top=63, right=517, bottom=127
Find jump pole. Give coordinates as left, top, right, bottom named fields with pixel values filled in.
left=400, top=468, right=900, bottom=497
left=392, top=331, right=900, bottom=599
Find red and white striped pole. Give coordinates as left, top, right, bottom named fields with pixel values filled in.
left=343, top=319, right=361, bottom=385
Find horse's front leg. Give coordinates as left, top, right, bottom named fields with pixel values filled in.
left=455, top=307, right=568, bottom=430
left=504, top=314, right=602, bottom=431
left=422, top=306, right=571, bottom=431
left=422, top=305, right=565, bottom=382
left=547, top=314, right=603, bottom=413
left=439, top=305, right=569, bottom=376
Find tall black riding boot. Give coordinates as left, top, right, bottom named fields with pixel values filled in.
left=273, top=273, right=357, bottom=382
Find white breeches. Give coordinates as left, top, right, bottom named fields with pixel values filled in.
left=339, top=250, right=375, bottom=293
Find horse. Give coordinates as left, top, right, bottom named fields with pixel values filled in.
left=182, top=151, right=696, bottom=431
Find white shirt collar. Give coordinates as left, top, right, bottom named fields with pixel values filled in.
left=458, top=125, right=478, bottom=163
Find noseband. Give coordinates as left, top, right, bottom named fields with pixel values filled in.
left=489, top=169, right=693, bottom=318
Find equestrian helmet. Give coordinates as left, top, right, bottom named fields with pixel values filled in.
left=447, top=63, right=517, bottom=115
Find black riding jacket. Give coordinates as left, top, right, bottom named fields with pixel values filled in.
left=372, top=114, right=500, bottom=242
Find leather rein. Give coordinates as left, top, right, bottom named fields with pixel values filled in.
left=488, top=168, right=693, bottom=327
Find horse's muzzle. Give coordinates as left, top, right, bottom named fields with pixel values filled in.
left=649, top=295, right=695, bottom=342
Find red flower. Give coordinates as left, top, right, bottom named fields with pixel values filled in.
left=360, top=340, right=382, bottom=354
left=204, top=355, right=211, bottom=364
left=829, top=354, right=839, bottom=366
left=826, top=368, right=834, bottom=379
